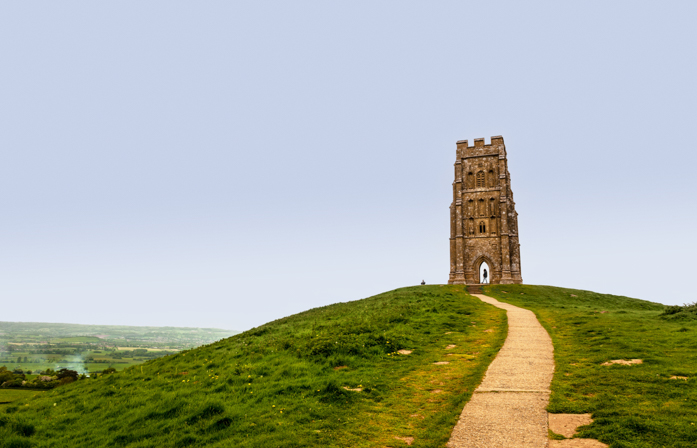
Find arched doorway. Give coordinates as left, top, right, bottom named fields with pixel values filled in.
left=479, top=261, right=490, bottom=284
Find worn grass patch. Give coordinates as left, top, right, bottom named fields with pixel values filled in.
left=1, top=285, right=505, bottom=448
left=485, top=284, right=697, bottom=448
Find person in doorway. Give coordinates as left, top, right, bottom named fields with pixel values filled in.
left=482, top=269, right=488, bottom=284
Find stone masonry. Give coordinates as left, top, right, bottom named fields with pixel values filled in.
left=448, top=136, right=523, bottom=285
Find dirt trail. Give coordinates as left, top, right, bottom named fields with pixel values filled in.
left=447, top=293, right=555, bottom=448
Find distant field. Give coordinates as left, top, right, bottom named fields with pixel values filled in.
left=50, top=336, right=102, bottom=343
left=2, top=351, right=172, bottom=374
left=0, top=321, right=238, bottom=375
left=0, top=389, right=44, bottom=404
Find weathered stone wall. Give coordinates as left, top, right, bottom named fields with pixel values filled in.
left=448, top=136, right=523, bottom=285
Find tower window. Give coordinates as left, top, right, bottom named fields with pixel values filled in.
left=479, top=221, right=486, bottom=234
left=476, top=171, right=485, bottom=188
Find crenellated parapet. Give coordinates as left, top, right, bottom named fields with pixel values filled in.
left=456, top=136, right=506, bottom=157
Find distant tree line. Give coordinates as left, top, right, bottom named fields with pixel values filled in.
left=0, top=366, right=118, bottom=390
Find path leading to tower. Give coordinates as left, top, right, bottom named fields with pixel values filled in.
left=447, top=293, right=555, bottom=448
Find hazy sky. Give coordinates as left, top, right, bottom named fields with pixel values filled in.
left=1, top=2, right=695, bottom=331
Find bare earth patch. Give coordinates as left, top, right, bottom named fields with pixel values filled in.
left=333, top=365, right=347, bottom=370
left=445, top=344, right=457, bottom=349
left=548, top=413, right=608, bottom=447
left=601, top=359, right=642, bottom=366
left=433, top=361, right=449, bottom=365
left=549, top=413, right=593, bottom=438
left=430, top=389, right=443, bottom=394
left=409, top=413, right=424, bottom=419
left=397, top=349, right=412, bottom=355
left=484, top=329, right=494, bottom=333
left=394, top=436, right=414, bottom=445
left=342, top=386, right=363, bottom=392
left=670, top=375, right=688, bottom=380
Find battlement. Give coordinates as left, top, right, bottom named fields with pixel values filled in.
left=456, top=136, right=504, bottom=148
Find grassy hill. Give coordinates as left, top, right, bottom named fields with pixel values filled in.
left=2, top=284, right=695, bottom=448
left=485, top=284, right=697, bottom=447
left=0, top=286, right=507, bottom=448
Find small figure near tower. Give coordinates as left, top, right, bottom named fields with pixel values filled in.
left=448, top=136, right=522, bottom=285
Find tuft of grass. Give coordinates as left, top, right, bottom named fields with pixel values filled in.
left=485, top=284, right=697, bottom=448
left=661, top=302, right=697, bottom=320
left=548, top=429, right=566, bottom=440
left=1, top=286, right=506, bottom=448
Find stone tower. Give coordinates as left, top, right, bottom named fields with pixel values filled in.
left=448, top=136, right=522, bottom=285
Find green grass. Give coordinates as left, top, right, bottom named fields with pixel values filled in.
left=485, top=284, right=697, bottom=448
left=0, top=286, right=506, bottom=448
left=0, top=390, right=44, bottom=404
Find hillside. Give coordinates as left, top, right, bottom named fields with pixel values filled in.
left=2, top=285, right=695, bottom=448
left=485, top=285, right=697, bottom=447
left=0, top=286, right=507, bottom=448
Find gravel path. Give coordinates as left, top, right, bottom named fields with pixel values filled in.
left=447, top=293, right=555, bottom=448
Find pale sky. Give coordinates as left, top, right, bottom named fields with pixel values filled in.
left=1, top=2, right=695, bottom=331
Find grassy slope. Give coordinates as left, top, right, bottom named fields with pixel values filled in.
left=0, top=286, right=506, bottom=448
left=0, top=390, right=44, bottom=404
left=485, top=284, right=697, bottom=448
